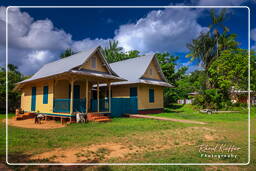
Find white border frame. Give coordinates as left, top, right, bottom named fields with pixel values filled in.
left=5, top=5, right=251, bottom=166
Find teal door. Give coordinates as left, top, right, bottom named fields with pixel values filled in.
left=74, top=85, right=80, bottom=99
left=31, top=87, right=36, bottom=111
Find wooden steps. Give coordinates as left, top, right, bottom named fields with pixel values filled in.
left=87, top=113, right=111, bottom=122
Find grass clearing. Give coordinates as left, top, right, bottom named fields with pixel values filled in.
left=0, top=105, right=255, bottom=170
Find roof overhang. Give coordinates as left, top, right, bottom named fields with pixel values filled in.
left=139, top=78, right=173, bottom=87
left=70, top=70, right=126, bottom=82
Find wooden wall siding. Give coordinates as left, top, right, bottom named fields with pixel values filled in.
left=142, top=60, right=162, bottom=80
left=20, top=78, right=94, bottom=114
left=55, top=80, right=70, bottom=99
left=137, top=84, right=163, bottom=110
left=111, top=84, right=137, bottom=98
left=21, top=80, right=54, bottom=113
left=82, top=51, right=108, bottom=73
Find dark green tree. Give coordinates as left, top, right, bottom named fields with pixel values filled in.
left=156, top=53, right=187, bottom=106
left=0, top=64, right=25, bottom=113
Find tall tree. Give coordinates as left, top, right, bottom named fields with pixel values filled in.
left=0, top=64, right=25, bottom=113
left=186, top=9, right=238, bottom=71
left=60, top=48, right=75, bottom=59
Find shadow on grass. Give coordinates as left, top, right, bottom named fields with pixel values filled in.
left=1, top=153, right=114, bottom=171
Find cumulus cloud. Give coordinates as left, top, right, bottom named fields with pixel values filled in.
left=0, top=7, right=107, bottom=75
left=71, top=38, right=110, bottom=52
left=114, top=8, right=208, bottom=53
left=1, top=6, right=209, bottom=75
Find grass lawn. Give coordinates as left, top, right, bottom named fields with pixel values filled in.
left=0, top=105, right=255, bottom=170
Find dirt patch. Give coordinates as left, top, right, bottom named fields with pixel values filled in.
left=5, top=118, right=66, bottom=129
left=204, top=135, right=215, bottom=141
left=29, top=126, right=220, bottom=163
left=30, top=143, right=141, bottom=163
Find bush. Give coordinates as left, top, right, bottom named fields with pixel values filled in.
left=193, top=89, right=230, bottom=109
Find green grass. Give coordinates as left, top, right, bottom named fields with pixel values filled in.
left=150, top=104, right=251, bottom=123
left=0, top=105, right=255, bottom=170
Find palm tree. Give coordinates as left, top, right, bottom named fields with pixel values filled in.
left=186, top=9, right=238, bottom=71
left=104, top=40, right=124, bottom=63
left=186, top=32, right=216, bottom=70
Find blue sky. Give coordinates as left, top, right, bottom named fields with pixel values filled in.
left=0, top=0, right=255, bottom=75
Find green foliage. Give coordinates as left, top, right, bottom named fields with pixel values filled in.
left=155, top=53, right=187, bottom=106
left=208, top=49, right=251, bottom=91
left=193, top=89, right=230, bottom=109
left=103, top=40, right=140, bottom=63
left=175, top=70, right=207, bottom=99
left=0, top=65, right=25, bottom=113
left=60, top=48, right=75, bottom=59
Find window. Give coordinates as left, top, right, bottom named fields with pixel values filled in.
left=130, top=87, right=137, bottom=97
left=91, top=56, right=96, bottom=68
left=149, top=88, right=154, bottom=103
left=43, top=86, right=48, bottom=104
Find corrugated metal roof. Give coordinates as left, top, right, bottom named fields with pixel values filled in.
left=19, top=47, right=98, bottom=84
left=18, top=46, right=121, bottom=84
left=110, top=54, right=154, bottom=83
left=110, top=54, right=173, bottom=87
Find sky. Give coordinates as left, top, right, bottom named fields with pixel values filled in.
left=0, top=0, right=255, bottom=75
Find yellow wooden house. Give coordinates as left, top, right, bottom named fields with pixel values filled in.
left=15, top=46, right=172, bottom=119
left=15, top=46, right=125, bottom=120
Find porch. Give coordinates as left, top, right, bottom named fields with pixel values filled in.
left=52, top=73, right=112, bottom=115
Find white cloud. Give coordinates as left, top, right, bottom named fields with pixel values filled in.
left=114, top=8, right=208, bottom=53
left=71, top=38, right=110, bottom=52
left=1, top=7, right=209, bottom=75
left=0, top=7, right=108, bottom=75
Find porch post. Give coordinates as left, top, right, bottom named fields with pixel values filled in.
left=52, top=79, right=55, bottom=113
left=85, top=80, right=89, bottom=113
left=70, top=79, right=74, bottom=114
left=97, top=82, right=100, bottom=112
left=108, top=82, right=111, bottom=113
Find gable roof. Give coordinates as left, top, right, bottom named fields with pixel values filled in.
left=110, top=54, right=173, bottom=87
left=18, top=46, right=121, bottom=85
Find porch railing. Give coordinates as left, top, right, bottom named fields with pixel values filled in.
left=91, top=98, right=109, bottom=112
left=53, top=99, right=70, bottom=113
left=53, top=99, right=86, bottom=113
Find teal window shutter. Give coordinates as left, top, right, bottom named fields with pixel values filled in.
left=149, top=88, right=154, bottom=103
left=43, top=86, right=48, bottom=104
left=130, top=87, right=137, bottom=97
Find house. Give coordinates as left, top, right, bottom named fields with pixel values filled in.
left=108, top=54, right=172, bottom=116
left=177, top=92, right=199, bottom=105
left=230, top=87, right=256, bottom=105
left=15, top=46, right=172, bottom=120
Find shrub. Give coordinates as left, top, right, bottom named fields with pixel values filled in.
left=193, top=89, right=230, bottom=109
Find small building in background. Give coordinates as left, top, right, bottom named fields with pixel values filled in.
left=177, top=92, right=199, bottom=104
left=230, top=87, right=256, bottom=105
